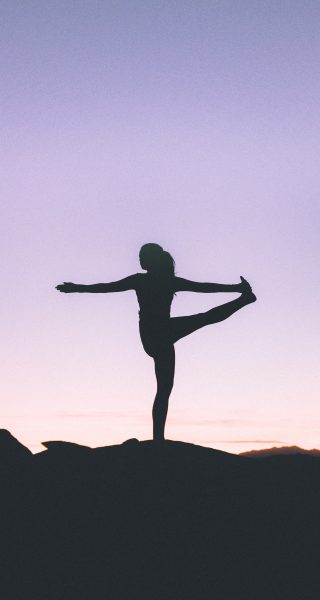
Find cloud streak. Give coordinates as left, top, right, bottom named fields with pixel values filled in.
left=199, top=439, right=284, bottom=444
left=169, top=417, right=267, bottom=427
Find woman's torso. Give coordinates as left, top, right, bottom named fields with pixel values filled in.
left=135, top=273, right=175, bottom=356
left=135, top=273, right=175, bottom=323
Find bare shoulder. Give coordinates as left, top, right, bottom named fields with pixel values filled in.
left=111, top=273, right=142, bottom=292
left=133, top=272, right=145, bottom=289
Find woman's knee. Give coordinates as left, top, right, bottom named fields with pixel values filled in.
left=157, top=380, right=174, bottom=396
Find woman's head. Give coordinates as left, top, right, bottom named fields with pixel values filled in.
left=139, top=243, right=175, bottom=276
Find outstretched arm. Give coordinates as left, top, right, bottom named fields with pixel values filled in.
left=56, top=274, right=137, bottom=293
left=174, top=276, right=250, bottom=293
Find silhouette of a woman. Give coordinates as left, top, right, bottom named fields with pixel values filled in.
left=56, top=243, right=256, bottom=442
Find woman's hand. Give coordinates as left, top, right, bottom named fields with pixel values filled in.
left=55, top=282, right=77, bottom=293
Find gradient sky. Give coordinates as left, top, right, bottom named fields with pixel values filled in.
left=1, top=1, right=320, bottom=453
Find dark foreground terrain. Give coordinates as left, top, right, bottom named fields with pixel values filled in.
left=1, top=429, right=319, bottom=600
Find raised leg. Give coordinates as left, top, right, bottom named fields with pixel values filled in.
left=152, top=345, right=175, bottom=441
left=171, top=292, right=256, bottom=344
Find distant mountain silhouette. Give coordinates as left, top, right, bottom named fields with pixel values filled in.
left=0, top=429, right=32, bottom=465
left=240, top=445, right=320, bottom=457
left=1, top=431, right=319, bottom=599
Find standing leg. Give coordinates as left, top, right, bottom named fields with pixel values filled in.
left=171, top=291, right=256, bottom=344
left=152, top=345, right=175, bottom=441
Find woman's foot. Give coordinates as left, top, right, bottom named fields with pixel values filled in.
left=240, top=276, right=252, bottom=293
left=240, top=276, right=256, bottom=303
left=244, top=290, right=257, bottom=304
left=153, top=437, right=165, bottom=444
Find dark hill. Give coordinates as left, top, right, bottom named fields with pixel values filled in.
left=240, top=445, right=320, bottom=457
left=0, top=429, right=32, bottom=465
left=1, top=432, right=319, bottom=600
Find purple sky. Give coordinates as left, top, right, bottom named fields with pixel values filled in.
left=1, top=1, right=320, bottom=453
